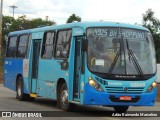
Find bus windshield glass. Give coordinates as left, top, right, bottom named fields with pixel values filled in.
left=87, top=27, right=156, bottom=77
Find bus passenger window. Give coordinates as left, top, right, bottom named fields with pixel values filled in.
left=41, top=31, right=55, bottom=59
left=55, top=29, right=72, bottom=58
left=6, top=36, right=17, bottom=57
left=17, top=35, right=29, bottom=58
left=26, top=34, right=32, bottom=58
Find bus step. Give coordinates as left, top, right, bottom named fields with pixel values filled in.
left=69, top=100, right=80, bottom=104
left=30, top=93, right=37, bottom=98
left=73, top=98, right=80, bottom=101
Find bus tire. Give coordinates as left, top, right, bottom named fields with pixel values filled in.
left=59, top=83, right=74, bottom=111
left=114, top=106, right=129, bottom=113
left=16, top=77, right=28, bottom=101
left=28, top=97, right=35, bottom=101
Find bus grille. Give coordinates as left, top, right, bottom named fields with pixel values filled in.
left=105, top=87, right=144, bottom=94
left=95, top=77, right=108, bottom=85
left=95, top=77, right=144, bottom=94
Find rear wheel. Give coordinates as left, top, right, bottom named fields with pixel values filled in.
left=114, top=106, right=129, bottom=113
left=28, top=97, right=35, bottom=101
left=59, top=83, right=74, bottom=111
left=16, top=77, right=35, bottom=101
left=16, top=77, right=28, bottom=101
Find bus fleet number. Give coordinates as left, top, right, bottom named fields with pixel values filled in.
left=130, top=83, right=145, bottom=87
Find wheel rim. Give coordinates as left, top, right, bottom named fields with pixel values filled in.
left=17, top=81, right=22, bottom=97
left=61, top=90, right=68, bottom=105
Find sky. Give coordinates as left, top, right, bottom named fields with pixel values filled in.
left=2, top=0, right=160, bottom=25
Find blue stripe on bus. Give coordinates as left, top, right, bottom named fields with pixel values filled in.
left=4, top=58, right=29, bottom=94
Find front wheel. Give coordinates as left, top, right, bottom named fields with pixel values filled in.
left=114, top=106, right=129, bottom=113
left=59, top=83, right=74, bottom=111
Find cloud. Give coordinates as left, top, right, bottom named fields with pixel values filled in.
left=3, top=0, right=86, bottom=24
left=2, top=0, right=160, bottom=24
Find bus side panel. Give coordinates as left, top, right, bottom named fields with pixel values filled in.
left=4, top=58, right=23, bottom=91
left=68, top=37, right=75, bottom=101
left=37, top=80, right=46, bottom=97
left=22, top=59, right=30, bottom=94
left=38, top=59, right=68, bottom=99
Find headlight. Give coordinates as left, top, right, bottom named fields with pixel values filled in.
left=88, top=77, right=104, bottom=92
left=146, top=81, right=157, bottom=92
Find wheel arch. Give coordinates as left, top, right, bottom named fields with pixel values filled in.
left=16, top=73, right=23, bottom=90
left=56, top=78, right=67, bottom=96
left=56, top=78, right=67, bottom=107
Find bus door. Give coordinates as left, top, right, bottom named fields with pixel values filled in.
left=31, top=39, right=41, bottom=93
left=73, top=37, right=84, bottom=101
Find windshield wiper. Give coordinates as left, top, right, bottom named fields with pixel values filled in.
left=126, top=39, right=143, bottom=75
left=108, top=47, right=121, bottom=76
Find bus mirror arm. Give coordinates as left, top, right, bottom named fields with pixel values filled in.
left=82, top=39, right=88, bottom=51
left=61, top=61, right=69, bottom=70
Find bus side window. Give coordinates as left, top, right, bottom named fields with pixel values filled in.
left=41, top=31, right=55, bottom=59
left=55, top=29, right=72, bottom=58
left=17, top=35, right=29, bottom=58
left=26, top=34, right=32, bottom=58
left=6, top=36, right=17, bottom=58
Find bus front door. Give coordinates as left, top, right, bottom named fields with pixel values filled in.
left=73, top=37, right=83, bottom=101
left=31, top=40, right=41, bottom=93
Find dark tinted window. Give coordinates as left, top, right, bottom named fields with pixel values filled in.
left=55, top=30, right=72, bottom=58
left=41, top=32, right=55, bottom=59
left=19, top=35, right=28, bottom=46
left=17, top=35, right=29, bottom=58
left=26, top=34, right=31, bottom=58
left=6, top=36, right=17, bottom=57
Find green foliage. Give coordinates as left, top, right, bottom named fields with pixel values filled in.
left=0, top=15, right=56, bottom=67
left=1, top=15, right=56, bottom=58
left=142, top=9, right=160, bottom=63
left=5, top=15, right=56, bottom=31
left=66, top=14, right=81, bottom=23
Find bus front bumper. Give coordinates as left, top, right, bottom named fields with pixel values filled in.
left=83, top=84, right=157, bottom=106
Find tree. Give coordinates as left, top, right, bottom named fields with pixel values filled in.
left=8, top=15, right=56, bottom=31
left=142, top=9, right=160, bottom=62
left=66, top=14, right=81, bottom=23
left=2, top=15, right=56, bottom=56
left=29, top=18, right=55, bottom=28
left=2, top=16, right=13, bottom=53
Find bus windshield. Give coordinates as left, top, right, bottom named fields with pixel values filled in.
left=87, top=27, right=156, bottom=78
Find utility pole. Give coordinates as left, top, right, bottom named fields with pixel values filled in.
left=46, top=16, right=48, bottom=21
left=10, top=5, right=17, bottom=18
left=0, top=0, right=3, bottom=56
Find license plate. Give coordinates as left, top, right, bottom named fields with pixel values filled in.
left=119, top=96, right=132, bottom=101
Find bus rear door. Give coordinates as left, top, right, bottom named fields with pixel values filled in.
left=31, top=39, right=41, bottom=93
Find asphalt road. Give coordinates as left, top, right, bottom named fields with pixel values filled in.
left=0, top=84, right=159, bottom=120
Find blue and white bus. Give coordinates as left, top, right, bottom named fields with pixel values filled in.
left=4, top=21, right=157, bottom=112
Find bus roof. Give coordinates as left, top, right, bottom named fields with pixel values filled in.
left=9, top=21, right=149, bottom=36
